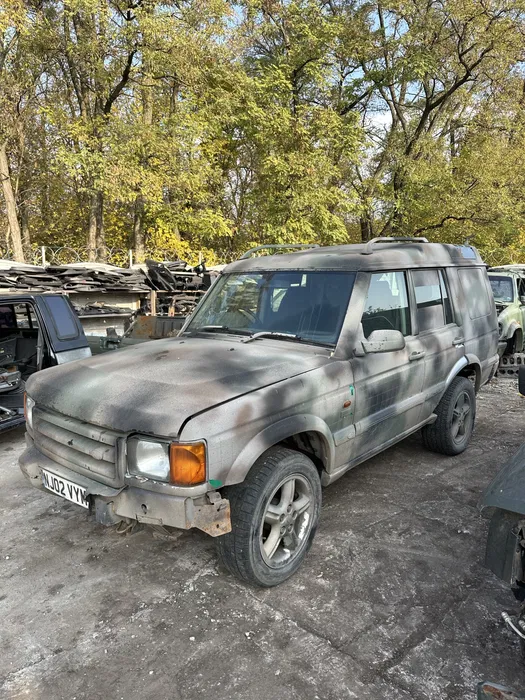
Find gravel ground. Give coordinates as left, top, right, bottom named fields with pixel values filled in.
left=1, top=378, right=525, bottom=700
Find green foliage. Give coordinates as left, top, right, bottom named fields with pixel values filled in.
left=1, top=0, right=525, bottom=265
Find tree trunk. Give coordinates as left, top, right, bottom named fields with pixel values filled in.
left=95, top=190, right=105, bottom=261
left=391, top=170, right=405, bottom=235
left=133, top=194, right=145, bottom=262
left=360, top=213, right=373, bottom=242
left=0, top=142, right=25, bottom=262
left=132, top=69, right=154, bottom=262
left=88, top=190, right=105, bottom=261
left=88, top=191, right=98, bottom=260
left=20, top=199, right=31, bottom=260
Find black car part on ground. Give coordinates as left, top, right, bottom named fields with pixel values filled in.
left=481, top=440, right=525, bottom=601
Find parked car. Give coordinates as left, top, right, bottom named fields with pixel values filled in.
left=488, top=266, right=525, bottom=355
left=20, top=237, right=499, bottom=586
left=0, top=294, right=91, bottom=432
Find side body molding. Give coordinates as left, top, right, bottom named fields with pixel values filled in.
left=227, top=414, right=336, bottom=485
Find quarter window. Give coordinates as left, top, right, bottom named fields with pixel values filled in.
left=458, top=268, right=492, bottom=319
left=412, top=269, right=454, bottom=332
left=362, top=272, right=411, bottom=338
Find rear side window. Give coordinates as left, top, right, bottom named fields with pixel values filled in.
left=412, top=269, right=454, bottom=332
left=42, top=296, right=79, bottom=340
left=458, top=268, right=493, bottom=319
left=362, top=272, right=411, bottom=337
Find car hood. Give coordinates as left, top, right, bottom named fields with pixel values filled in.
left=26, top=337, right=331, bottom=437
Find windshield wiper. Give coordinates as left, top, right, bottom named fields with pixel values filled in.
left=186, top=325, right=252, bottom=336
left=242, top=331, right=301, bottom=344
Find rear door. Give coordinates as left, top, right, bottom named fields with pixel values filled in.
left=34, top=295, right=91, bottom=364
left=408, top=268, right=465, bottom=420
left=351, top=270, right=426, bottom=458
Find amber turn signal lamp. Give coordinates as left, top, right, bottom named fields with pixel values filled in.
left=170, top=442, right=206, bottom=486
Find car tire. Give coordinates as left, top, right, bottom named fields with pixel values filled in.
left=507, top=334, right=517, bottom=355
left=216, top=446, right=322, bottom=587
left=422, top=376, right=476, bottom=456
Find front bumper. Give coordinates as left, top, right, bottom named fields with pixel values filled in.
left=19, top=441, right=231, bottom=537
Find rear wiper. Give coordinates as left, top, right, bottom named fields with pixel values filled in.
left=242, top=331, right=301, bottom=344
left=187, top=325, right=252, bottom=336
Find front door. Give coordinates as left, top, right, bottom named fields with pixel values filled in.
left=351, top=270, right=426, bottom=459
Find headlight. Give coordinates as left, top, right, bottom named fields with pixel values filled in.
left=127, top=437, right=207, bottom=485
left=24, top=394, right=35, bottom=430
left=127, top=438, right=170, bottom=481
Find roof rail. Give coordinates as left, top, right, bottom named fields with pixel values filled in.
left=362, top=236, right=429, bottom=256
left=239, top=244, right=320, bottom=260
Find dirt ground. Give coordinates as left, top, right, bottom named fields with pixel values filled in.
left=1, top=378, right=525, bottom=700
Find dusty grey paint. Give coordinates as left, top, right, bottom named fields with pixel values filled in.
left=19, top=239, right=500, bottom=534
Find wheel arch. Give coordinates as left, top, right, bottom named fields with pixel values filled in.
left=507, top=321, right=522, bottom=340
left=445, top=355, right=482, bottom=393
left=226, top=415, right=335, bottom=486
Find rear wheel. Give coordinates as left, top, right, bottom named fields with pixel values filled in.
left=217, top=446, right=321, bottom=587
left=422, top=376, right=476, bottom=456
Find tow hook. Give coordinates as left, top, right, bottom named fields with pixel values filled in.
left=501, top=611, right=525, bottom=640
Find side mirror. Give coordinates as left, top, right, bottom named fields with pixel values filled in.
left=361, top=329, right=406, bottom=354
left=520, top=296, right=525, bottom=305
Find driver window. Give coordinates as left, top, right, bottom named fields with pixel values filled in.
left=362, top=272, right=411, bottom=338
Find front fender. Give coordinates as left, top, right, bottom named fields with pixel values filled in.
left=506, top=321, right=522, bottom=339
left=226, top=414, right=335, bottom=485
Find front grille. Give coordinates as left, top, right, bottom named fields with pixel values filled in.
left=32, top=407, right=124, bottom=487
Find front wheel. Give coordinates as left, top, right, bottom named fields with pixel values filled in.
left=422, top=376, right=476, bottom=456
left=217, top=446, right=321, bottom=587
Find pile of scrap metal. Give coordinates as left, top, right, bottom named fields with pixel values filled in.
left=0, top=258, right=218, bottom=299
left=0, top=260, right=150, bottom=292
left=139, top=259, right=220, bottom=316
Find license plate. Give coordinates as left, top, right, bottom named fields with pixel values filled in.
left=41, top=469, right=89, bottom=509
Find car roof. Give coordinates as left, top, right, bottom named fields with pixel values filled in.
left=488, top=267, right=525, bottom=277
left=226, top=241, right=485, bottom=274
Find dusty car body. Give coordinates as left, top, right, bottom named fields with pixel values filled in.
left=488, top=267, right=525, bottom=355
left=0, top=294, right=90, bottom=432
left=20, top=237, right=499, bottom=586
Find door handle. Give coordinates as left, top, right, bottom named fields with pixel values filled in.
left=409, top=350, right=425, bottom=361
left=452, top=337, right=465, bottom=346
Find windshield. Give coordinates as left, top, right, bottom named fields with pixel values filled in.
left=489, top=275, right=515, bottom=303
left=185, top=270, right=356, bottom=346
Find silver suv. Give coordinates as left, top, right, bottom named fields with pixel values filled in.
left=20, top=237, right=499, bottom=586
